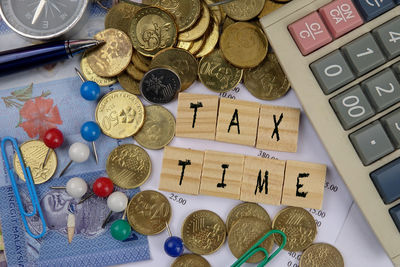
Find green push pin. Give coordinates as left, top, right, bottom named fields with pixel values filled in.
left=110, top=209, right=131, bottom=241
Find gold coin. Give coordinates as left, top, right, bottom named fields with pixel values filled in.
left=244, top=53, right=290, bottom=100
left=223, top=0, right=265, bottom=21
left=129, top=6, right=178, bottom=57
left=131, top=50, right=150, bottom=73
left=127, top=190, right=171, bottom=235
left=126, top=63, right=145, bottom=81
left=195, top=19, right=219, bottom=58
left=258, top=0, right=284, bottom=18
left=178, top=2, right=210, bottom=42
left=13, top=140, right=57, bottom=184
left=188, top=36, right=205, bottom=55
left=171, top=254, right=211, bottom=267
left=95, top=90, right=145, bottom=139
left=106, top=144, right=151, bottom=189
left=150, top=48, right=198, bottom=90
left=300, top=243, right=344, bottom=267
left=176, top=40, right=193, bottom=51
left=226, top=202, right=271, bottom=232
left=134, top=105, right=175, bottom=150
left=117, top=72, right=140, bottom=95
left=138, top=53, right=152, bottom=66
left=87, top=29, right=133, bottom=77
left=204, top=0, right=223, bottom=25
left=228, top=217, right=274, bottom=263
left=220, top=22, right=268, bottom=68
left=272, top=207, right=317, bottom=252
left=198, top=49, right=243, bottom=93
left=143, top=0, right=201, bottom=32
left=222, top=16, right=236, bottom=30
left=105, top=2, right=141, bottom=35
left=182, top=210, right=226, bottom=255
left=81, top=53, right=117, bottom=86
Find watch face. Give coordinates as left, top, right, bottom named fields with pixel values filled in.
left=0, top=0, right=89, bottom=39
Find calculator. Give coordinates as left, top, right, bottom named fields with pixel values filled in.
left=260, top=0, right=400, bottom=265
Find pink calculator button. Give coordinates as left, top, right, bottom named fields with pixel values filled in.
left=288, top=12, right=333, bottom=56
left=319, top=0, right=363, bottom=39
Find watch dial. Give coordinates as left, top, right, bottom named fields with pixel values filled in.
left=0, top=0, right=88, bottom=39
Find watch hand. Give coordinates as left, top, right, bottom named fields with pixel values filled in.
left=32, top=0, right=47, bottom=25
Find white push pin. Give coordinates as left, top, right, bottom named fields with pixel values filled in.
left=50, top=177, right=88, bottom=199
left=102, top=192, right=128, bottom=228
left=59, top=142, right=90, bottom=177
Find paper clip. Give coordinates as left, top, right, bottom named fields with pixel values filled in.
left=231, top=229, right=287, bottom=267
left=1, top=137, right=46, bottom=239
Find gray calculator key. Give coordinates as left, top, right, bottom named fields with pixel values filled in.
left=361, top=68, right=400, bottom=112
left=330, top=85, right=375, bottom=130
left=341, top=33, right=386, bottom=77
left=373, top=17, right=400, bottom=59
left=394, top=62, right=400, bottom=76
left=310, top=51, right=355, bottom=95
left=371, top=158, right=400, bottom=204
left=349, top=121, right=394, bottom=165
left=381, top=109, right=400, bottom=148
left=390, top=204, right=400, bottom=232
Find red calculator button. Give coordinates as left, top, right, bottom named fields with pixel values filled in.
left=288, top=12, right=333, bottom=55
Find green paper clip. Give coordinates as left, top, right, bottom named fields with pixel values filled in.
left=231, top=229, right=287, bottom=267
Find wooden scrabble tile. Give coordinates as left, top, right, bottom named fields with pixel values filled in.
left=215, top=98, right=260, bottom=146
left=256, top=105, right=300, bottom=153
left=199, top=150, right=244, bottom=199
left=176, top=93, right=219, bottom=140
left=240, top=156, right=286, bottom=206
left=281, top=160, right=327, bottom=209
left=159, top=146, right=204, bottom=195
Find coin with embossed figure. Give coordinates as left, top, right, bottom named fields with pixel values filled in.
left=272, top=207, right=317, bottom=252
left=226, top=202, right=271, bottom=232
left=81, top=53, right=117, bottom=86
left=171, top=254, right=211, bottom=267
left=106, top=144, right=151, bottom=189
left=117, top=72, right=140, bottom=95
left=105, top=2, right=141, bottom=34
left=228, top=217, right=274, bottom=263
left=127, top=190, right=171, bottom=235
left=198, top=49, right=243, bottom=93
left=140, top=68, right=181, bottom=104
left=178, top=1, right=210, bottom=42
left=95, top=90, right=145, bottom=139
left=87, top=28, right=133, bottom=77
left=150, top=48, right=198, bottom=90
left=244, top=53, right=290, bottom=100
left=134, top=105, right=175, bottom=150
left=223, top=0, right=265, bottom=21
left=300, top=243, right=344, bottom=267
left=129, top=6, right=178, bottom=57
left=182, top=210, right=226, bottom=255
left=13, top=140, right=57, bottom=184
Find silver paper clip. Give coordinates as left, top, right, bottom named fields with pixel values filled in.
left=1, top=137, right=46, bottom=239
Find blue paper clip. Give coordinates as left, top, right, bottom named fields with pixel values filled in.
left=231, top=229, right=287, bottom=267
left=1, top=137, right=46, bottom=239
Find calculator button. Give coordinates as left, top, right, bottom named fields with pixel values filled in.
left=361, top=69, right=400, bottom=112
left=390, top=204, right=400, bottom=232
left=349, top=121, right=394, bottom=165
left=372, top=17, right=400, bottom=59
left=319, top=0, right=364, bottom=38
left=288, top=12, right=333, bottom=56
left=353, top=0, right=396, bottom=21
left=381, top=109, right=400, bottom=148
left=341, top=33, right=386, bottom=76
left=371, top=158, right=400, bottom=204
left=310, top=50, right=355, bottom=94
left=330, top=85, right=375, bottom=130
left=393, top=62, right=400, bottom=76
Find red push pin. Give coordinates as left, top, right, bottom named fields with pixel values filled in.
left=42, top=128, right=64, bottom=167
left=78, top=177, right=114, bottom=204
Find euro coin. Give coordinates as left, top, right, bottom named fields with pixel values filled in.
left=182, top=210, right=226, bottom=255
left=106, top=144, right=151, bottom=189
left=272, top=207, right=317, bottom=252
left=117, top=72, right=140, bottom=95
left=126, top=63, right=145, bottom=81
left=131, top=50, right=150, bottom=73
left=195, top=19, right=219, bottom=58
left=13, top=140, right=57, bottom=184
left=226, top=202, right=271, bottom=232
left=300, top=243, right=344, bottom=267
left=134, top=105, right=175, bottom=150
left=127, top=190, right=171, bottom=235
left=171, top=254, right=211, bottom=267
left=178, top=1, right=210, bottom=42
left=105, top=2, right=141, bottom=35
left=95, top=90, right=145, bottom=139
left=81, top=53, right=117, bottom=86
left=223, top=0, right=265, bottom=21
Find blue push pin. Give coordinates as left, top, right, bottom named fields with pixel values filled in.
left=164, top=222, right=184, bottom=257
left=81, top=121, right=101, bottom=164
left=75, top=68, right=100, bottom=101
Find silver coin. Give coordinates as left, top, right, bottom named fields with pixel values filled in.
left=140, top=68, right=181, bottom=104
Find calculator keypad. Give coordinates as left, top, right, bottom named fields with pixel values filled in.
left=394, top=62, right=400, bottom=75
left=353, top=0, right=396, bottom=21
left=381, top=109, right=400, bottom=148
left=372, top=17, right=400, bottom=59
left=371, top=157, right=400, bottom=204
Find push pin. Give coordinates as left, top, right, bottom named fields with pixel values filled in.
left=42, top=128, right=64, bottom=167
left=59, top=142, right=90, bottom=177
left=164, top=222, right=184, bottom=257
left=80, top=121, right=101, bottom=164
left=75, top=68, right=100, bottom=101
left=102, top=191, right=128, bottom=228
left=110, top=209, right=131, bottom=241
left=78, top=177, right=114, bottom=204
left=50, top=177, right=88, bottom=199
